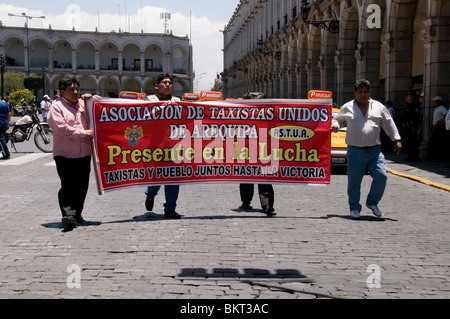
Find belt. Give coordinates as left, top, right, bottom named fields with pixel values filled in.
left=349, top=145, right=380, bottom=149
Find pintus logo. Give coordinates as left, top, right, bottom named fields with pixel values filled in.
left=182, top=93, right=200, bottom=101
left=200, top=91, right=223, bottom=101
left=308, top=90, right=333, bottom=100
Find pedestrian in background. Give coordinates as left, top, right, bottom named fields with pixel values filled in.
left=331, top=79, right=402, bottom=219
left=445, top=99, right=450, bottom=166
left=0, top=99, right=11, bottom=160
left=144, top=73, right=182, bottom=219
left=429, top=96, right=448, bottom=162
left=381, top=100, right=396, bottom=154
left=40, top=95, right=51, bottom=123
left=402, top=92, right=421, bottom=162
left=238, top=92, right=276, bottom=216
left=47, top=77, right=95, bottom=228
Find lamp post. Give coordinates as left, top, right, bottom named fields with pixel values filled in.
left=41, top=67, right=46, bottom=97
left=300, top=0, right=339, bottom=34
left=0, top=55, right=6, bottom=100
left=8, top=13, right=46, bottom=75
left=257, top=39, right=282, bottom=60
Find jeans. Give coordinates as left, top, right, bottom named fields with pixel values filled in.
left=347, top=146, right=387, bottom=212
left=145, top=185, right=179, bottom=212
left=0, top=127, right=10, bottom=158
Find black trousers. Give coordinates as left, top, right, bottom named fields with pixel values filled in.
left=54, top=156, right=91, bottom=217
left=240, top=183, right=274, bottom=209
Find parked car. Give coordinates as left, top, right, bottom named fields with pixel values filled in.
left=331, top=108, right=347, bottom=166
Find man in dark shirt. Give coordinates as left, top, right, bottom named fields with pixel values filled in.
left=403, top=92, right=421, bottom=162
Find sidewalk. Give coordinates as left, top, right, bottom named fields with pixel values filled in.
left=384, top=153, right=450, bottom=192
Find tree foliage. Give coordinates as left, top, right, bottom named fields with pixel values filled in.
left=23, top=76, right=43, bottom=92
left=2, top=72, right=24, bottom=96
left=8, top=89, right=35, bottom=106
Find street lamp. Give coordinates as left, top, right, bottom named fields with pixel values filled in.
left=8, top=13, right=46, bottom=75
left=41, top=67, right=46, bottom=97
left=256, top=39, right=282, bottom=60
left=300, top=0, right=339, bottom=34
left=0, top=55, right=6, bottom=100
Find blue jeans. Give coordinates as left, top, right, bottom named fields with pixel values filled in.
left=347, top=146, right=387, bottom=212
left=145, top=185, right=179, bottom=212
left=0, top=127, right=10, bottom=158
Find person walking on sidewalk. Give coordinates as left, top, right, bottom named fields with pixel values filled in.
left=47, top=77, right=95, bottom=228
left=331, top=79, right=402, bottom=219
left=144, top=73, right=182, bottom=219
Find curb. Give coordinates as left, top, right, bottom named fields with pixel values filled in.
left=387, top=168, right=450, bottom=192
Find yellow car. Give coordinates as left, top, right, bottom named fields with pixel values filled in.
left=331, top=108, right=347, bottom=166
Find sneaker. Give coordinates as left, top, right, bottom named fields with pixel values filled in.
left=1, top=155, right=10, bottom=160
left=62, top=215, right=77, bottom=227
left=366, top=204, right=383, bottom=217
left=238, top=202, right=253, bottom=211
left=164, top=210, right=181, bottom=219
left=350, top=210, right=360, bottom=219
left=145, top=196, right=154, bottom=211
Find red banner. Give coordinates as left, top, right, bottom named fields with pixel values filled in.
left=87, top=99, right=331, bottom=194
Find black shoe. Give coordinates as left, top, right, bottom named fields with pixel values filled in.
left=262, top=207, right=276, bottom=216
left=239, top=202, right=253, bottom=211
left=164, top=210, right=181, bottom=219
left=75, top=215, right=85, bottom=224
left=1, top=155, right=10, bottom=160
left=145, top=196, right=154, bottom=211
left=62, top=216, right=77, bottom=228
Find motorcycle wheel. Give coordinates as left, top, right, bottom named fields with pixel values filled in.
left=34, top=127, right=54, bottom=153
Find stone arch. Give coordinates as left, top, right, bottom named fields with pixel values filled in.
left=76, top=41, right=96, bottom=70
left=144, top=43, right=164, bottom=72
left=29, top=36, right=50, bottom=71
left=99, top=76, right=120, bottom=98
left=306, top=26, right=321, bottom=93
left=122, top=77, right=143, bottom=93
left=52, top=38, right=72, bottom=69
left=335, top=0, right=359, bottom=105
left=2, top=36, right=25, bottom=66
left=99, top=41, right=119, bottom=71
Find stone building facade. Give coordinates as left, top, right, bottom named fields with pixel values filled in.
left=0, top=25, right=193, bottom=98
left=222, top=0, right=449, bottom=158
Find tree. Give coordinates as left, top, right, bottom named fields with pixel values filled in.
left=8, top=89, right=35, bottom=106
left=23, top=76, right=43, bottom=97
left=3, top=71, right=25, bottom=95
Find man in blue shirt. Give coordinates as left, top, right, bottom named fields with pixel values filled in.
left=0, top=99, right=11, bottom=160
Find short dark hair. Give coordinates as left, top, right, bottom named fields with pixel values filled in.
left=354, top=79, right=371, bottom=92
left=59, top=77, right=80, bottom=91
left=155, top=73, right=173, bottom=85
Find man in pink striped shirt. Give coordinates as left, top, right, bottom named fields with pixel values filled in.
left=47, top=77, right=94, bottom=228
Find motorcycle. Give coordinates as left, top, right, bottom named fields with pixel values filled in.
left=5, top=108, right=53, bottom=153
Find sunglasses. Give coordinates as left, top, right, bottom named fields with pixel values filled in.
left=160, top=81, right=172, bottom=85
